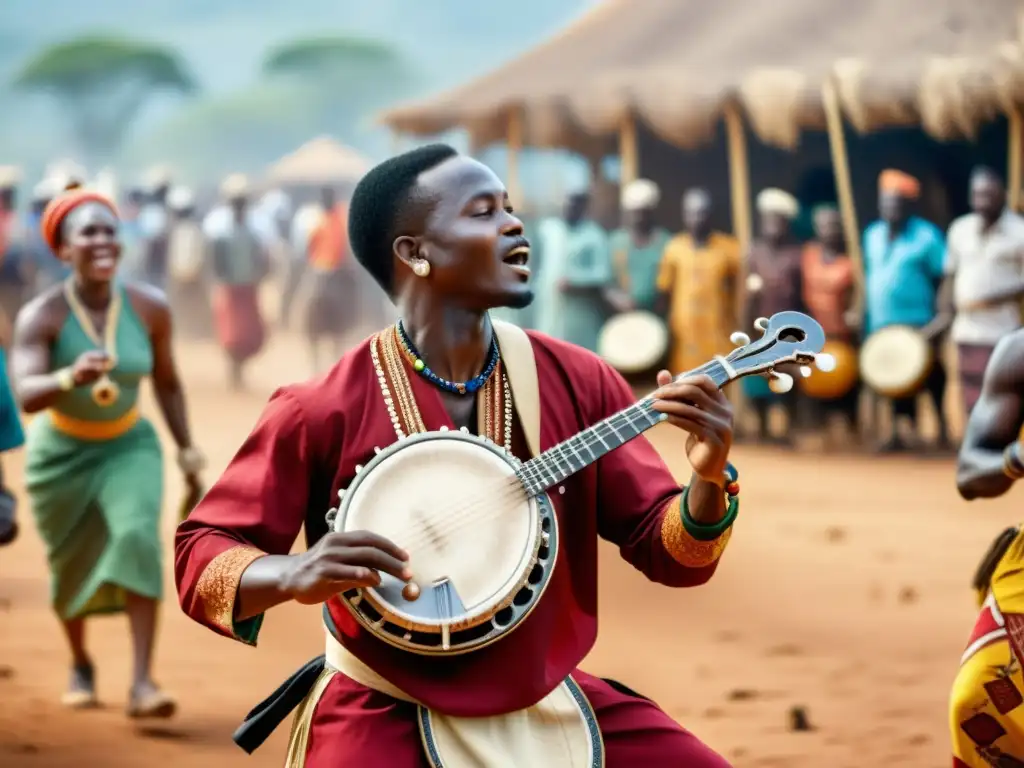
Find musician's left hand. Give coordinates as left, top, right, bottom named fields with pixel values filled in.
left=650, top=371, right=733, bottom=484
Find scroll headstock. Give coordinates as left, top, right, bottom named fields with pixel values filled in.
left=716, top=311, right=829, bottom=392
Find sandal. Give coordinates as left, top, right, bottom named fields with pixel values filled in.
left=60, top=662, right=98, bottom=709
left=127, top=685, right=177, bottom=719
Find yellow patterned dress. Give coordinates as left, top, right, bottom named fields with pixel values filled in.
left=656, top=232, right=742, bottom=375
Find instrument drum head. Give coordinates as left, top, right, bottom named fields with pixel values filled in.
left=339, top=433, right=539, bottom=629
left=799, top=339, right=858, bottom=399
left=859, top=325, right=932, bottom=398
left=598, top=311, right=669, bottom=374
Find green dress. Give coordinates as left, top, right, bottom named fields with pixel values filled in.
left=25, top=285, right=164, bottom=620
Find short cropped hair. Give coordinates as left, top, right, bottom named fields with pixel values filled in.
left=348, top=143, right=459, bottom=294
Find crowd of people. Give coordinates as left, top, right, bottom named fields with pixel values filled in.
left=0, top=164, right=379, bottom=388
left=0, top=144, right=1022, bottom=767
left=523, top=165, right=1023, bottom=453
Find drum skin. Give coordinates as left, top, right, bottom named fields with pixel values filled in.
left=799, top=339, right=858, bottom=399
left=859, top=325, right=934, bottom=399
left=598, top=310, right=669, bottom=379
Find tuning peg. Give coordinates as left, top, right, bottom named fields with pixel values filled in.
left=814, top=353, right=836, bottom=373
left=799, top=366, right=812, bottom=378
left=730, top=331, right=751, bottom=346
left=754, top=317, right=769, bottom=333
left=768, top=372, right=794, bottom=393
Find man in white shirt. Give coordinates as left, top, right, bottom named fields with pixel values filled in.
left=945, top=166, right=1024, bottom=414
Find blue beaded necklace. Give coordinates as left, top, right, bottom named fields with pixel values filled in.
left=395, top=321, right=500, bottom=395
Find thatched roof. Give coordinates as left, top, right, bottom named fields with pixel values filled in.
left=380, top=0, right=1024, bottom=150
left=265, top=136, right=370, bottom=184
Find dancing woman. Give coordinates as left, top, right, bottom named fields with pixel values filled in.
left=10, top=189, right=205, bottom=718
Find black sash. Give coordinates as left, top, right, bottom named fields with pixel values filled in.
left=230, top=607, right=651, bottom=755
left=232, top=654, right=325, bottom=754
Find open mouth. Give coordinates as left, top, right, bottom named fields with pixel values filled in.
left=91, top=248, right=118, bottom=271
left=503, top=246, right=530, bottom=266
left=502, top=246, right=531, bottom=280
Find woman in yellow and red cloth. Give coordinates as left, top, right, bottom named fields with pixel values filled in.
left=952, top=328, right=1024, bottom=766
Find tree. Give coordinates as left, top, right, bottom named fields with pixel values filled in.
left=122, top=83, right=321, bottom=181
left=12, top=35, right=197, bottom=161
left=261, top=36, right=416, bottom=140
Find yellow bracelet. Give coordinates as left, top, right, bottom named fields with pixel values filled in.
left=53, top=367, right=76, bottom=392
left=1004, top=443, right=1024, bottom=480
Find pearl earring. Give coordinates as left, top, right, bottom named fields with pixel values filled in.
left=413, top=261, right=431, bottom=277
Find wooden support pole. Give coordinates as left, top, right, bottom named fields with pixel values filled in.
left=1009, top=107, right=1022, bottom=212
left=506, top=108, right=524, bottom=204
left=722, top=103, right=753, bottom=423
left=822, top=77, right=864, bottom=315
left=619, top=113, right=638, bottom=187
left=723, top=103, right=752, bottom=253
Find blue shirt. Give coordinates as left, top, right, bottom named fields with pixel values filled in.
left=0, top=349, right=24, bottom=453
left=862, top=216, right=947, bottom=334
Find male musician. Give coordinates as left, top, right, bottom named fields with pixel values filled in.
left=176, top=145, right=737, bottom=767
left=943, top=167, right=1024, bottom=416
left=744, top=188, right=804, bottom=445
left=862, top=169, right=950, bottom=452
left=950, top=328, right=1024, bottom=767
left=801, top=204, right=859, bottom=437
left=609, top=179, right=671, bottom=312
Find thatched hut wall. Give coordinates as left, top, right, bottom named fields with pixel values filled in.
left=632, top=117, right=1010, bottom=237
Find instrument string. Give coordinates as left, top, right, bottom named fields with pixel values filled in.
left=394, top=358, right=735, bottom=552
left=373, top=319, right=823, bottom=557
left=393, top=400, right=670, bottom=553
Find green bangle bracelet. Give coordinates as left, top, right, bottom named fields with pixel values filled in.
left=680, top=484, right=739, bottom=542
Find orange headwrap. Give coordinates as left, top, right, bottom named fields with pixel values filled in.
left=40, top=189, right=118, bottom=253
left=878, top=169, right=920, bottom=200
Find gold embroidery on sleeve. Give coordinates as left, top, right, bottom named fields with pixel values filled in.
left=659, top=496, right=733, bottom=568
left=195, top=545, right=266, bottom=635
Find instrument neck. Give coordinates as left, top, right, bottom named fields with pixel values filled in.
left=516, top=358, right=732, bottom=496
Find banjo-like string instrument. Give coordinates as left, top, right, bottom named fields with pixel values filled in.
left=330, top=311, right=830, bottom=657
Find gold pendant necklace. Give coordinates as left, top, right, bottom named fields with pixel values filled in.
left=63, top=279, right=122, bottom=407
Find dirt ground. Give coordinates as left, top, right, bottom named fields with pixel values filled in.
left=0, top=327, right=1016, bottom=768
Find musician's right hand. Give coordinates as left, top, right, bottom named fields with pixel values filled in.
left=70, top=350, right=112, bottom=385
left=281, top=531, right=412, bottom=605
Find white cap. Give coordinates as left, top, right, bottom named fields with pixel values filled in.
left=220, top=173, right=249, bottom=200
left=45, top=159, right=86, bottom=190
left=144, top=164, right=172, bottom=190
left=0, top=166, right=21, bottom=187
left=32, top=177, right=57, bottom=202
left=167, top=185, right=195, bottom=212
left=620, top=179, right=660, bottom=211
left=756, top=188, right=799, bottom=219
